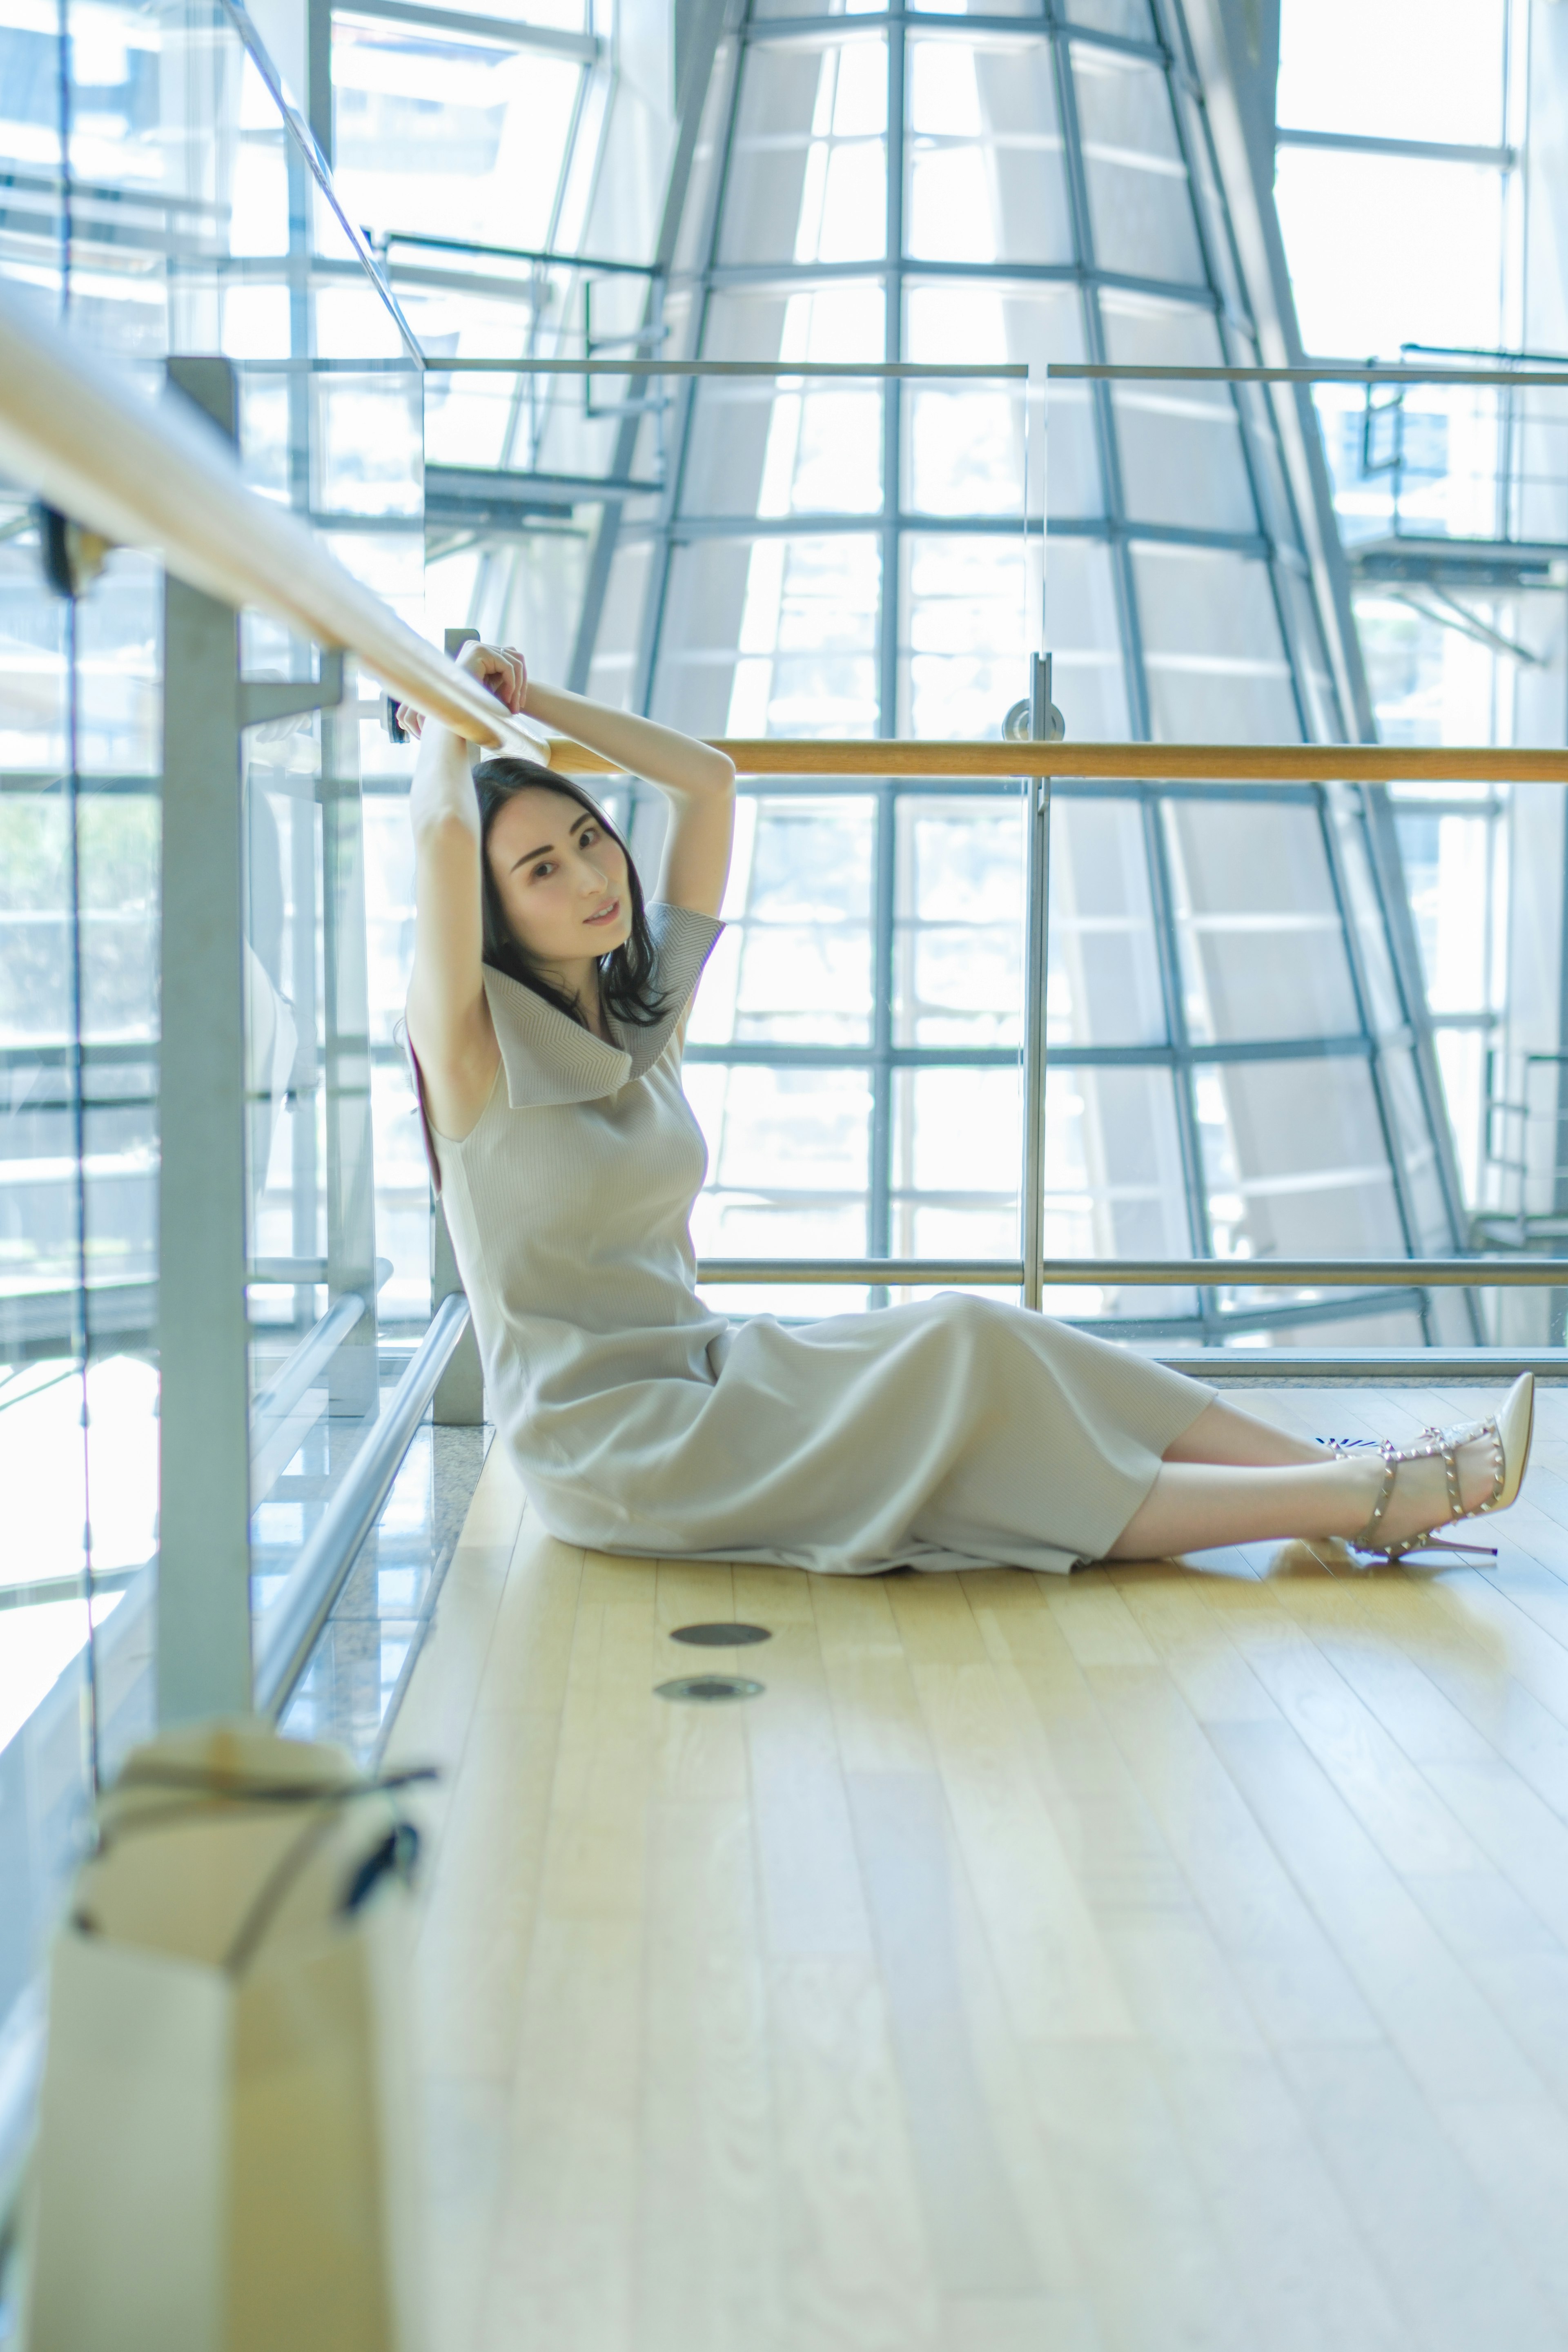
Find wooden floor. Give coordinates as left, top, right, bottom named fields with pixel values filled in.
left=387, top=1384, right=1568, bottom=2352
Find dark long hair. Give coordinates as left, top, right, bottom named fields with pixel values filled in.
left=472, top=757, right=668, bottom=1030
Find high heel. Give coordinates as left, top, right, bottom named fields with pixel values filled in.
left=1349, top=1371, right=1534, bottom=1567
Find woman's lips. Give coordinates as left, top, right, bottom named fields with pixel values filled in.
left=585, top=898, right=621, bottom=927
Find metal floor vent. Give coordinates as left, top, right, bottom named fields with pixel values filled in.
left=670, top=1623, right=772, bottom=1647
left=655, top=1676, right=766, bottom=1704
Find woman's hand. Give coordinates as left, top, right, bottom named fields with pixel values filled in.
left=397, top=641, right=528, bottom=742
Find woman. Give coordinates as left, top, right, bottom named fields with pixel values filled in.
left=402, top=641, right=1531, bottom=1575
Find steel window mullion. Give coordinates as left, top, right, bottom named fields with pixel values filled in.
left=1139, top=801, right=1219, bottom=1299
left=701, top=256, right=1225, bottom=311
left=869, top=786, right=898, bottom=1262
left=629, top=20, right=744, bottom=719
left=645, top=511, right=1274, bottom=551
left=684, top=1033, right=1383, bottom=1070
left=740, top=8, right=1167, bottom=65
left=1051, top=3, right=1222, bottom=1318
left=1047, top=20, right=1149, bottom=741
left=568, top=31, right=735, bottom=688
left=1311, top=785, right=1447, bottom=1346
left=1358, top=782, right=1475, bottom=1251
left=1149, top=17, right=1312, bottom=745
left=880, top=3, right=905, bottom=744
left=864, top=4, right=903, bottom=1272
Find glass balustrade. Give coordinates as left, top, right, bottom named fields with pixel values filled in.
left=0, top=0, right=479, bottom=2102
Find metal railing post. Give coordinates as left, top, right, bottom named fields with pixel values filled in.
left=321, top=670, right=379, bottom=1413
left=1020, top=653, right=1056, bottom=1312
left=157, top=356, right=253, bottom=1724
left=431, top=625, right=486, bottom=1427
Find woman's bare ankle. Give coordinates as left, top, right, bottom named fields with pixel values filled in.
left=1349, top=1433, right=1499, bottom=1552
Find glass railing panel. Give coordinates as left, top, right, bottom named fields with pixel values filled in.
left=1046, top=797, right=1165, bottom=1050
left=0, top=0, right=444, bottom=2063
left=1040, top=1066, right=1196, bottom=1329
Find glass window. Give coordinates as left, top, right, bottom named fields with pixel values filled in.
left=654, top=533, right=882, bottom=739
left=1043, top=537, right=1129, bottom=740
left=718, top=33, right=888, bottom=269
left=894, top=794, right=1024, bottom=1047
left=1275, top=152, right=1505, bottom=356
left=1277, top=0, right=1507, bottom=146
left=1047, top=798, right=1166, bottom=1048
left=684, top=1062, right=873, bottom=1251
left=331, top=16, right=584, bottom=247
left=1395, top=810, right=1494, bottom=1015
left=1199, top=1059, right=1406, bottom=1261
left=1379, top=1045, right=1452, bottom=1258
left=1062, top=0, right=1156, bottom=37
left=905, top=36, right=1072, bottom=266
left=1131, top=544, right=1299, bottom=742
left=1163, top=802, right=1361, bottom=1045
left=1102, top=294, right=1254, bottom=534
left=690, top=794, right=876, bottom=1048
left=900, top=533, right=1025, bottom=740
left=586, top=537, right=653, bottom=711
left=892, top=1067, right=1021, bottom=1260
left=908, top=0, right=1038, bottom=18
left=1071, top=49, right=1203, bottom=284
left=903, top=281, right=1097, bottom=520
left=1040, top=1066, right=1194, bottom=1321
left=682, top=315, right=885, bottom=520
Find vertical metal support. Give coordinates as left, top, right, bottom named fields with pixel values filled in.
left=289, top=780, right=320, bottom=1332
left=868, top=782, right=896, bottom=1275
left=306, top=0, right=334, bottom=164
left=432, top=1197, right=485, bottom=1424
left=321, top=684, right=379, bottom=1414
left=432, top=622, right=486, bottom=1423
left=1021, top=653, right=1053, bottom=1313
left=157, top=356, right=252, bottom=1724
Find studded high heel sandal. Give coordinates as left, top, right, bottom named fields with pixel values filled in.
left=1348, top=1371, right=1535, bottom=1567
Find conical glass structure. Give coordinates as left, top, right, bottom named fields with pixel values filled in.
left=588, top=0, right=1471, bottom=1347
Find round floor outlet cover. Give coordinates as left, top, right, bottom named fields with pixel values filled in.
left=655, top=1674, right=766, bottom=1704
left=670, top=1622, right=772, bottom=1647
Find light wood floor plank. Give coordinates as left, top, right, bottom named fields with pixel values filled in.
left=404, top=1384, right=1568, bottom=2351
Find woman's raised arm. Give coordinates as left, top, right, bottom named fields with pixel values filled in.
left=404, top=641, right=526, bottom=1139
left=520, top=682, right=737, bottom=921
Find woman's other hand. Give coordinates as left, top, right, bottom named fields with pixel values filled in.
left=397, top=641, right=528, bottom=742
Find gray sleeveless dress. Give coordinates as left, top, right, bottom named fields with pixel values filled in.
left=414, top=903, right=1213, bottom=1575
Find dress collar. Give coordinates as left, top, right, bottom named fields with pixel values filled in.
left=484, top=901, right=723, bottom=1110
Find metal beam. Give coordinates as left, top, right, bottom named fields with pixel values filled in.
left=156, top=357, right=252, bottom=1725
left=693, top=1255, right=1568, bottom=1287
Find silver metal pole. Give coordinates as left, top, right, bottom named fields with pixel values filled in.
left=431, top=625, right=486, bottom=1427
left=157, top=356, right=252, bottom=1725
left=1020, top=653, right=1055, bottom=1311
left=321, top=670, right=379, bottom=1413
left=693, top=1254, right=1568, bottom=1286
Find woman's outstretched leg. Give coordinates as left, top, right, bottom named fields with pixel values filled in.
left=1162, top=1398, right=1330, bottom=1470
left=1105, top=1431, right=1504, bottom=1562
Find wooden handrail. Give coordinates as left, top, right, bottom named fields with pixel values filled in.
left=0, top=282, right=548, bottom=758
left=548, top=737, right=1568, bottom=783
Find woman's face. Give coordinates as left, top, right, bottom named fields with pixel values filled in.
left=486, top=786, right=632, bottom=979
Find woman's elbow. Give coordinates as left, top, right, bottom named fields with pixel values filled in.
left=411, top=804, right=481, bottom=858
